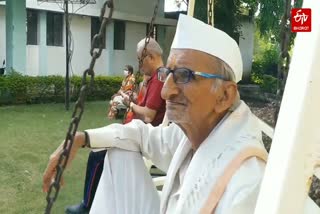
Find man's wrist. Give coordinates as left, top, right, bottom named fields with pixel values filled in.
left=130, top=102, right=134, bottom=108
left=82, top=131, right=90, bottom=148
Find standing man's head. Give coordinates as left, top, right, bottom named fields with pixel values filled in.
left=159, top=15, right=243, bottom=149
left=137, top=38, right=163, bottom=76
left=124, top=65, right=134, bottom=76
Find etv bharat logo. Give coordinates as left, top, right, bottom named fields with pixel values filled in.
left=291, top=8, right=311, bottom=32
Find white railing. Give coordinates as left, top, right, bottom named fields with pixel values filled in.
left=255, top=0, right=320, bottom=213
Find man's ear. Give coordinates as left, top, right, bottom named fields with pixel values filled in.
left=214, top=82, right=237, bottom=113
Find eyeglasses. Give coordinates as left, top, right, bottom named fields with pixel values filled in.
left=157, top=67, right=226, bottom=84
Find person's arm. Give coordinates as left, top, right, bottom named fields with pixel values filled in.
left=43, top=121, right=183, bottom=192
left=86, top=120, right=182, bottom=171
left=119, top=90, right=129, bottom=100
left=126, top=78, right=164, bottom=123
left=142, top=79, right=165, bottom=122
left=42, top=132, right=87, bottom=192
left=130, top=102, right=157, bottom=123
left=122, top=95, right=157, bottom=123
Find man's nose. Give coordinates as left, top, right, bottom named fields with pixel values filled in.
left=161, top=73, right=179, bottom=100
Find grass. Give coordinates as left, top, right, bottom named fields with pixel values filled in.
left=0, top=101, right=120, bottom=214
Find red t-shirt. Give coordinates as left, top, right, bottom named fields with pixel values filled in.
left=139, top=71, right=166, bottom=126
left=124, top=71, right=166, bottom=126
left=123, top=88, right=145, bottom=124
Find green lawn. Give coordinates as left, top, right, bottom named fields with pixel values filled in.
left=0, top=101, right=120, bottom=214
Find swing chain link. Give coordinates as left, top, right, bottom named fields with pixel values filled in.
left=274, top=0, right=291, bottom=125
left=208, top=0, right=213, bottom=26
left=44, top=1, right=114, bottom=213
left=124, top=0, right=159, bottom=124
left=138, top=0, right=160, bottom=71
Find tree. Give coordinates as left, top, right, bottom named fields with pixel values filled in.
left=173, top=0, right=303, bottom=43
left=188, top=0, right=247, bottom=41
left=257, top=0, right=303, bottom=43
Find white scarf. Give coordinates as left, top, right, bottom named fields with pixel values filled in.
left=161, top=101, right=266, bottom=213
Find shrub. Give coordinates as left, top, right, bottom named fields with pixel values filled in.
left=260, top=74, right=278, bottom=94
left=251, top=31, right=280, bottom=85
left=0, top=75, right=122, bottom=105
left=252, top=47, right=279, bottom=79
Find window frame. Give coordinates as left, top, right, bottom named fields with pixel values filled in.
left=91, top=17, right=106, bottom=49
left=113, top=20, right=126, bottom=50
left=27, top=9, right=39, bottom=45
left=46, top=12, right=64, bottom=47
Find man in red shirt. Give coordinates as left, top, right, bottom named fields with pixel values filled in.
left=65, top=38, right=166, bottom=214
left=124, top=38, right=166, bottom=126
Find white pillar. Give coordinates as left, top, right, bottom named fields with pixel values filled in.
left=255, top=1, right=320, bottom=213
left=6, top=0, right=26, bottom=74
left=106, top=21, right=114, bottom=76
left=39, top=11, right=48, bottom=76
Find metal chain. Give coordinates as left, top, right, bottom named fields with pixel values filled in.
left=122, top=0, right=159, bottom=123
left=138, top=0, right=160, bottom=71
left=208, top=0, right=213, bottom=26
left=274, top=0, right=291, bottom=125
left=44, top=1, right=114, bottom=213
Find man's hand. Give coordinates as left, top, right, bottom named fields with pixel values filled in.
left=120, top=91, right=129, bottom=100
left=123, top=95, right=131, bottom=107
left=42, top=132, right=85, bottom=193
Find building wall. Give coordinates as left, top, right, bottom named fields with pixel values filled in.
left=24, top=0, right=175, bottom=25
left=1, top=2, right=254, bottom=78
left=115, top=0, right=165, bottom=18
left=239, top=18, right=254, bottom=80
left=112, top=21, right=146, bottom=75
left=157, top=25, right=176, bottom=63
left=68, top=15, right=96, bottom=76
left=0, top=5, right=174, bottom=76
left=0, top=0, right=176, bottom=76
left=26, top=46, right=39, bottom=76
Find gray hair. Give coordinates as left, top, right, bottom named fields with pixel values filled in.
left=137, top=38, right=163, bottom=56
left=213, top=58, right=236, bottom=88
left=211, top=57, right=240, bottom=111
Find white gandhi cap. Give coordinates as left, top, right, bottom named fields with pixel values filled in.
left=171, top=14, right=243, bottom=83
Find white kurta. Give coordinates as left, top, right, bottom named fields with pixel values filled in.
left=86, top=101, right=267, bottom=214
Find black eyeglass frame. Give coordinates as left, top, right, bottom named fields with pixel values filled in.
left=157, top=67, right=227, bottom=84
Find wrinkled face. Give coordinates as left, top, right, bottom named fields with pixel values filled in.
left=137, top=49, right=152, bottom=76
left=161, top=49, right=228, bottom=126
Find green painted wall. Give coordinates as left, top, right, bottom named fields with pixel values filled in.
left=5, top=0, right=26, bottom=74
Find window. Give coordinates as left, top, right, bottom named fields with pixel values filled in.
left=91, top=17, right=105, bottom=49
left=146, top=24, right=158, bottom=41
left=47, top=12, right=63, bottom=46
left=114, top=20, right=125, bottom=50
left=27, top=10, right=38, bottom=45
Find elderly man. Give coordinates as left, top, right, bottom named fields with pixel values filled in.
left=64, top=38, right=166, bottom=214
left=127, top=37, right=166, bottom=125
left=43, top=14, right=267, bottom=214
